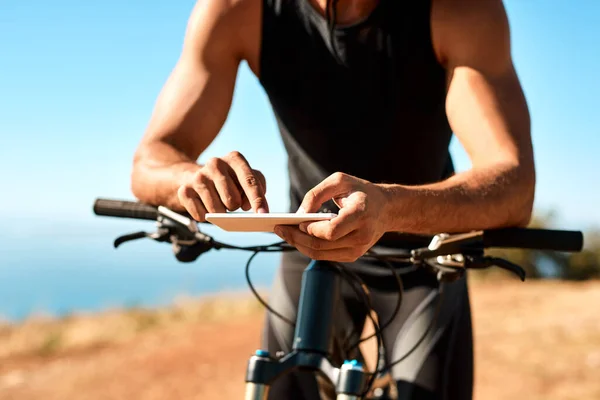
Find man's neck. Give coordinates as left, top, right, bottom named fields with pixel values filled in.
left=309, top=0, right=380, bottom=25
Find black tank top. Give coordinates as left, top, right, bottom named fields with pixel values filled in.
left=259, top=0, right=454, bottom=247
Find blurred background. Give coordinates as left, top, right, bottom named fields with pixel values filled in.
left=0, top=1, right=599, bottom=399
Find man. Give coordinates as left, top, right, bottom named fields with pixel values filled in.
left=131, top=0, right=535, bottom=398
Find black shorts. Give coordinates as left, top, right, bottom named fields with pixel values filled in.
left=261, top=251, right=474, bottom=400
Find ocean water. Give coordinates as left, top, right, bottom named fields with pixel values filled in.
left=1, top=213, right=572, bottom=322
left=0, top=218, right=282, bottom=322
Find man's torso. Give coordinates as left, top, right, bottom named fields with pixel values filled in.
left=227, top=0, right=454, bottom=242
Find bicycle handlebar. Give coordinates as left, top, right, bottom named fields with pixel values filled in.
left=93, top=198, right=584, bottom=253
left=483, top=227, right=583, bottom=252
left=94, top=198, right=161, bottom=221
left=94, top=198, right=199, bottom=224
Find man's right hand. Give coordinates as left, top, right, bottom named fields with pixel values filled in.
left=130, top=0, right=260, bottom=213
left=177, top=151, right=268, bottom=221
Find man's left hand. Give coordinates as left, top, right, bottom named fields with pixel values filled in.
left=274, top=172, right=390, bottom=262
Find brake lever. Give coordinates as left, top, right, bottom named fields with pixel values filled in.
left=421, top=252, right=526, bottom=283
left=483, top=257, right=527, bottom=282
left=113, top=228, right=171, bottom=248
left=464, top=256, right=526, bottom=281
left=114, top=231, right=148, bottom=248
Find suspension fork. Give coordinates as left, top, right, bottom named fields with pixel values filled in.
left=243, top=260, right=369, bottom=399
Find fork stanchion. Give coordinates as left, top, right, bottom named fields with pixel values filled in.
left=244, top=382, right=269, bottom=400
left=245, top=351, right=273, bottom=400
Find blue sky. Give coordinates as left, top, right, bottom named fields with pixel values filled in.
left=0, top=1, right=599, bottom=320
left=0, top=0, right=599, bottom=232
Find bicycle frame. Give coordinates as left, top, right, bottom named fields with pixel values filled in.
left=244, top=259, right=370, bottom=400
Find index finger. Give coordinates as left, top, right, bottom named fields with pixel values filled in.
left=225, top=151, right=269, bottom=213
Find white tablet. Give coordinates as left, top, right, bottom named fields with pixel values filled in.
left=205, top=212, right=337, bottom=232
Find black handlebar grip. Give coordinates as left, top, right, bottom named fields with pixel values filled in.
left=93, top=198, right=159, bottom=221
left=483, top=228, right=584, bottom=252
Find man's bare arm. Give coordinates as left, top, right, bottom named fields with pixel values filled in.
left=131, top=0, right=242, bottom=211
left=383, top=0, right=535, bottom=234
left=273, top=0, right=534, bottom=260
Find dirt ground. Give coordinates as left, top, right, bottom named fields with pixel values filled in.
left=1, top=279, right=599, bottom=400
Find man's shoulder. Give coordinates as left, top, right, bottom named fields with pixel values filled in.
left=431, top=0, right=511, bottom=69
left=189, top=0, right=260, bottom=30
left=431, top=0, right=509, bottom=41
left=185, top=0, right=261, bottom=67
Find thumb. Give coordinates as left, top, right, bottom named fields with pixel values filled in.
left=299, top=173, right=353, bottom=213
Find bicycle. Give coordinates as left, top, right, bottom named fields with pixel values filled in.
left=93, top=198, right=584, bottom=400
